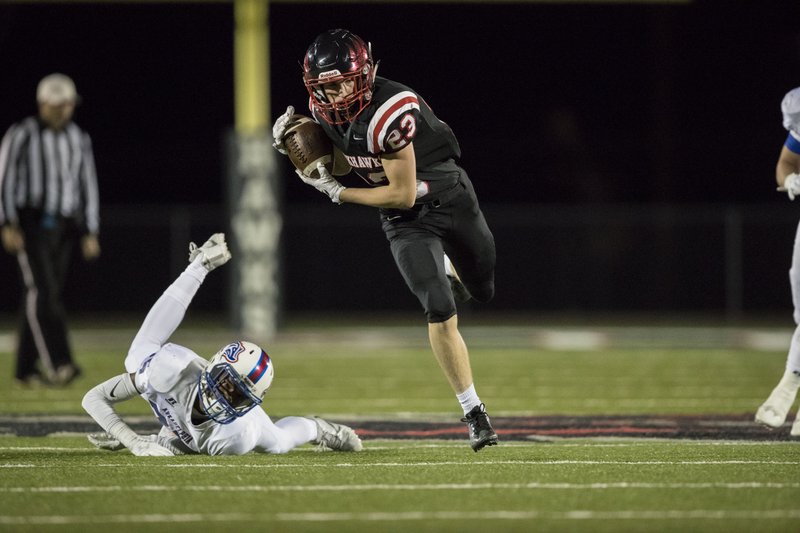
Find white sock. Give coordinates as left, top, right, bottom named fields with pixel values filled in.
left=778, top=367, right=800, bottom=391
left=456, top=384, right=481, bottom=415
left=274, top=416, right=318, bottom=445
left=785, top=324, right=800, bottom=373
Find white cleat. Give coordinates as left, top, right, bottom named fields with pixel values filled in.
left=792, top=415, right=800, bottom=437
left=754, top=386, right=798, bottom=429
left=311, top=417, right=363, bottom=452
left=188, top=233, right=232, bottom=272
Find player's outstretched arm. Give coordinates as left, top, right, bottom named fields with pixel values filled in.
left=82, top=373, right=174, bottom=456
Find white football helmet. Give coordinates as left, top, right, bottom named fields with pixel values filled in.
left=198, top=341, right=274, bottom=424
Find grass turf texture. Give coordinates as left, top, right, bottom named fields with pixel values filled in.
left=0, top=322, right=799, bottom=531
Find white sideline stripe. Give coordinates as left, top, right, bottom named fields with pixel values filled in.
left=4, top=459, right=800, bottom=469
left=0, top=447, right=86, bottom=452
left=1, top=510, right=799, bottom=525
left=0, top=441, right=794, bottom=453
left=2, top=482, right=799, bottom=493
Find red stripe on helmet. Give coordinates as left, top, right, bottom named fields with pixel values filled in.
left=248, top=350, right=271, bottom=384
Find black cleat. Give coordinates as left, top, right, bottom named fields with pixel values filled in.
left=52, top=364, right=82, bottom=386
left=448, top=275, right=472, bottom=303
left=444, top=254, right=472, bottom=303
left=461, top=403, right=498, bottom=452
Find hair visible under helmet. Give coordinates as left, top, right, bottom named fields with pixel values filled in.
left=303, top=29, right=377, bottom=125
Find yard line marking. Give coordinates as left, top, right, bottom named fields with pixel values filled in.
left=0, top=440, right=794, bottom=453
left=3, top=459, right=800, bottom=469
left=275, top=510, right=800, bottom=521
left=0, top=447, right=87, bottom=452
left=1, top=509, right=799, bottom=525
left=1, top=482, right=799, bottom=493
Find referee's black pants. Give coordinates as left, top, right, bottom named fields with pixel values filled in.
left=13, top=210, right=77, bottom=380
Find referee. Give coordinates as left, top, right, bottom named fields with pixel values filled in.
left=0, top=73, right=101, bottom=386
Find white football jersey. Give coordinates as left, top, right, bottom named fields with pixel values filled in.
left=133, top=344, right=273, bottom=455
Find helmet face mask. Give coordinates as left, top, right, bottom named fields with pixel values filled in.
left=303, top=29, right=377, bottom=125
left=198, top=341, right=274, bottom=425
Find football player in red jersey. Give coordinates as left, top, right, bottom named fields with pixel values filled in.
left=273, top=29, right=498, bottom=452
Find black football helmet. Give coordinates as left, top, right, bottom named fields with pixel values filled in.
left=303, top=29, right=377, bottom=125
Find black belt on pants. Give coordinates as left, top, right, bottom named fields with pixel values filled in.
left=413, top=181, right=463, bottom=211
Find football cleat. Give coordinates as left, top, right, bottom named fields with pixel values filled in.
left=52, top=364, right=81, bottom=386
left=14, top=369, right=50, bottom=387
left=188, top=233, right=232, bottom=272
left=755, top=385, right=798, bottom=429
left=461, top=403, right=498, bottom=452
left=792, top=414, right=800, bottom=437
left=311, top=417, right=363, bottom=452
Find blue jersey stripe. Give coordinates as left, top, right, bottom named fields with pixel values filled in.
left=786, top=132, right=800, bottom=154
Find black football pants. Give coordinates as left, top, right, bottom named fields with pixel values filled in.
left=381, top=170, right=496, bottom=323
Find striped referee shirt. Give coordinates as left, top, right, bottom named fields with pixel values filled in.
left=0, top=117, right=100, bottom=234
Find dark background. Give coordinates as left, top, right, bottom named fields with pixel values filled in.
left=0, top=1, right=799, bottom=319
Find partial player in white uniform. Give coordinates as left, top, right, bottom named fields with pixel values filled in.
left=755, top=87, right=800, bottom=437
left=82, top=233, right=362, bottom=456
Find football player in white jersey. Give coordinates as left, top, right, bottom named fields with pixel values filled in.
left=82, top=233, right=362, bottom=456
left=755, top=87, right=800, bottom=437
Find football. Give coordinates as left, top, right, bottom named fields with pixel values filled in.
left=283, top=115, right=351, bottom=179
left=284, top=115, right=331, bottom=178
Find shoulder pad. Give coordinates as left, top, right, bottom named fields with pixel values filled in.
left=366, top=90, right=421, bottom=154
left=782, top=87, right=800, bottom=133
left=147, top=344, right=205, bottom=393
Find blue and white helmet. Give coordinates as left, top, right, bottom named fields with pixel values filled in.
left=781, top=87, right=800, bottom=134
left=198, top=341, right=274, bottom=424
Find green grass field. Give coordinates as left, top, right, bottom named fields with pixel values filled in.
left=1, top=319, right=799, bottom=532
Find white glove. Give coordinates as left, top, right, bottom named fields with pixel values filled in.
left=87, top=432, right=125, bottom=451
left=296, top=162, right=346, bottom=204
left=272, top=105, right=295, bottom=154
left=89, top=430, right=173, bottom=456
left=88, top=432, right=186, bottom=455
left=128, top=435, right=175, bottom=457
left=779, top=173, right=800, bottom=200
left=188, top=233, right=232, bottom=271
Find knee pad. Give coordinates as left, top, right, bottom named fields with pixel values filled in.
left=421, top=281, right=457, bottom=323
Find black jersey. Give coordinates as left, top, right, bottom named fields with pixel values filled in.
left=311, top=77, right=462, bottom=197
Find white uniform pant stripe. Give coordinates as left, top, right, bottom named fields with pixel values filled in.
left=17, top=250, right=56, bottom=377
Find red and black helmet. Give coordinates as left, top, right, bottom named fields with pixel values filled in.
left=303, top=29, right=377, bottom=125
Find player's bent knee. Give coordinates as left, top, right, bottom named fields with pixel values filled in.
left=424, top=289, right=457, bottom=323
left=427, top=308, right=457, bottom=324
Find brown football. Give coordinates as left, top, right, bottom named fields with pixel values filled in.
left=283, top=115, right=351, bottom=178
left=284, top=115, right=333, bottom=179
